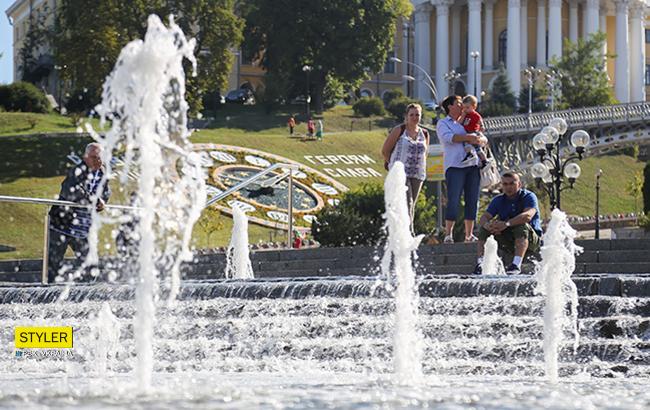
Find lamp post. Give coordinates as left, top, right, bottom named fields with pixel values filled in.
left=523, top=66, right=541, bottom=127
left=390, top=56, right=438, bottom=102
left=469, top=51, right=480, bottom=97
left=53, top=64, right=67, bottom=113
left=302, top=65, right=313, bottom=118
left=595, top=169, right=603, bottom=239
left=443, top=70, right=461, bottom=95
left=530, top=118, right=590, bottom=210
left=544, top=68, right=562, bottom=112
left=402, top=75, right=437, bottom=101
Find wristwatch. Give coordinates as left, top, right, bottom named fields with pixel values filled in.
left=505, top=221, right=511, bottom=227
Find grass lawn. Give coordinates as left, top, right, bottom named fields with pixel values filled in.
left=0, top=106, right=646, bottom=260
left=0, top=112, right=102, bottom=136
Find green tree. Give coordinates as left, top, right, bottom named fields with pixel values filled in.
left=643, top=161, right=650, bottom=214
left=518, top=84, right=547, bottom=114
left=549, top=32, right=615, bottom=108
left=19, top=5, right=50, bottom=84
left=53, top=0, right=243, bottom=114
left=481, top=64, right=517, bottom=117
left=196, top=206, right=225, bottom=248
left=626, top=170, right=644, bottom=214
left=242, top=0, right=412, bottom=114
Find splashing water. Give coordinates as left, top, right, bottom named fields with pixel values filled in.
left=91, top=302, right=121, bottom=376
left=481, top=235, right=505, bottom=276
left=381, top=162, right=424, bottom=383
left=86, top=15, right=206, bottom=390
left=225, top=207, right=254, bottom=279
left=534, top=208, right=582, bottom=383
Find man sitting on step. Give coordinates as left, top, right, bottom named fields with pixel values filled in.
left=473, top=172, right=542, bottom=275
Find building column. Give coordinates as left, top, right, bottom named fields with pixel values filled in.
left=507, top=0, right=522, bottom=96
left=585, top=0, right=600, bottom=36
left=484, top=0, right=496, bottom=70
left=434, top=1, right=450, bottom=101
left=414, top=3, right=433, bottom=100
left=629, top=3, right=645, bottom=102
left=520, top=0, right=529, bottom=67
left=614, top=0, right=630, bottom=102
left=569, top=1, right=579, bottom=43
left=548, top=0, right=563, bottom=60
left=600, top=5, right=608, bottom=56
left=402, top=21, right=411, bottom=95
left=468, top=0, right=483, bottom=99
left=537, top=0, right=547, bottom=66
left=451, top=5, right=462, bottom=70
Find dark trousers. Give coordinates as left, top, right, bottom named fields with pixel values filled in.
left=47, top=228, right=89, bottom=283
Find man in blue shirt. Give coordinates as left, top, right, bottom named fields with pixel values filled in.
left=474, top=172, right=542, bottom=275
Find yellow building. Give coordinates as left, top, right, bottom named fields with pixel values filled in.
left=407, top=0, right=650, bottom=103
left=6, top=0, right=58, bottom=98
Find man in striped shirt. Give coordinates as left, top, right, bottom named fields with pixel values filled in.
left=48, top=143, right=111, bottom=283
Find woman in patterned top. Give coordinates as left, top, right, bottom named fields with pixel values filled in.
left=381, top=103, right=429, bottom=233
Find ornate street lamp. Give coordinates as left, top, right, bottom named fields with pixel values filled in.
left=302, top=65, right=313, bottom=118
left=530, top=118, right=590, bottom=210
left=523, top=66, right=542, bottom=126
left=443, top=69, right=461, bottom=95
left=390, top=56, right=438, bottom=102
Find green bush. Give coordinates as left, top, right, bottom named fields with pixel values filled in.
left=0, top=81, right=50, bottom=113
left=382, top=88, right=404, bottom=107
left=387, top=96, right=420, bottom=121
left=352, top=97, right=385, bottom=117
left=65, top=87, right=99, bottom=114
left=311, top=182, right=437, bottom=247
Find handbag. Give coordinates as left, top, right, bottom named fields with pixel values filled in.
left=480, top=147, right=501, bottom=189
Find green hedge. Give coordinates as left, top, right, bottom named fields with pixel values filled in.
left=0, top=81, right=50, bottom=113
left=312, top=182, right=437, bottom=246
left=352, top=97, right=385, bottom=117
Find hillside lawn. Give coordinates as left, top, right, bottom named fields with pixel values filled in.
left=0, top=106, right=646, bottom=260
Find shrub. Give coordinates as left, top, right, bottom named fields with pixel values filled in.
left=643, top=161, right=650, bottom=214
left=311, top=182, right=437, bottom=247
left=0, top=81, right=50, bottom=113
left=65, top=88, right=98, bottom=114
left=387, top=96, right=420, bottom=121
left=352, top=97, right=385, bottom=117
left=382, top=88, right=404, bottom=107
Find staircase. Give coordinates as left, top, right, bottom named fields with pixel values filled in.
left=1, top=239, right=649, bottom=282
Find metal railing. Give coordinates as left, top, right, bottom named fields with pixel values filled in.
left=0, top=162, right=300, bottom=284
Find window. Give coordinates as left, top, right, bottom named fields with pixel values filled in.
left=384, top=51, right=396, bottom=74
left=498, top=30, right=507, bottom=64
left=646, top=29, right=650, bottom=43
left=646, top=64, right=650, bottom=86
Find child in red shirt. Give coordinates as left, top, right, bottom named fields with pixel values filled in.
left=458, top=95, right=487, bottom=167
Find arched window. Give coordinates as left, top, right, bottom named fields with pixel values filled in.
left=498, top=30, right=507, bottom=65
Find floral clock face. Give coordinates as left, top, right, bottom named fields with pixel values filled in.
left=192, top=144, right=347, bottom=231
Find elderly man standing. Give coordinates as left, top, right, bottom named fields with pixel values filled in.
left=473, top=172, right=542, bottom=275
left=47, top=142, right=111, bottom=283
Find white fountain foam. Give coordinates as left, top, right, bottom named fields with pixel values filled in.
left=481, top=235, right=505, bottom=276
left=86, top=14, right=205, bottom=390
left=380, top=162, right=424, bottom=383
left=533, top=208, right=582, bottom=383
left=92, top=302, right=121, bottom=376
left=225, top=206, right=254, bottom=279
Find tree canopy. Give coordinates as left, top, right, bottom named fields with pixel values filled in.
left=53, top=0, right=243, bottom=113
left=242, top=0, right=412, bottom=113
left=550, top=32, right=615, bottom=108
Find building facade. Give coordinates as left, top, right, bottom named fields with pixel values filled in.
left=409, top=0, right=650, bottom=103
left=6, top=0, right=58, bottom=97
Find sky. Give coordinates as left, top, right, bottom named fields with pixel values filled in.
left=1, top=0, right=14, bottom=84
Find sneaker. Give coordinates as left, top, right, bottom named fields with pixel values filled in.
left=472, top=263, right=483, bottom=275
left=505, top=264, right=521, bottom=275
left=460, top=152, right=478, bottom=167
left=443, top=235, right=454, bottom=244
left=465, top=234, right=478, bottom=242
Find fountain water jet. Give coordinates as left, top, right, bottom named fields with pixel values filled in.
left=481, top=235, right=505, bottom=276
left=225, top=206, right=254, bottom=279
left=88, top=14, right=205, bottom=390
left=381, top=162, right=424, bottom=383
left=534, top=208, right=581, bottom=383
